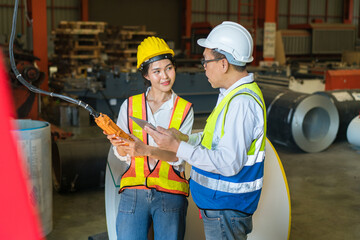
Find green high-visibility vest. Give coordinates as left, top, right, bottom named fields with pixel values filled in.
left=201, top=81, right=267, bottom=154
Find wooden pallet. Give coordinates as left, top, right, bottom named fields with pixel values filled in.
left=122, top=25, right=147, bottom=31
left=54, top=21, right=107, bottom=35
left=55, top=48, right=101, bottom=59
left=104, top=40, right=140, bottom=50
left=105, top=25, right=145, bottom=36
left=104, top=25, right=156, bottom=45
left=53, top=28, right=104, bottom=35
left=115, top=61, right=138, bottom=72
left=105, top=49, right=137, bottom=57
left=105, top=49, right=137, bottom=59
left=102, top=24, right=157, bottom=69
left=53, top=34, right=101, bottom=42
left=118, top=30, right=157, bottom=41
left=59, top=21, right=107, bottom=31
left=55, top=41, right=104, bottom=52
left=52, top=21, right=106, bottom=69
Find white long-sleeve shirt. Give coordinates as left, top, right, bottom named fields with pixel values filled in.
left=176, top=73, right=265, bottom=177
left=113, top=87, right=194, bottom=172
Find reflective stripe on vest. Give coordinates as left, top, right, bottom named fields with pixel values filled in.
left=147, top=96, right=192, bottom=196
left=196, top=81, right=267, bottom=195
left=190, top=170, right=263, bottom=193
left=120, top=94, right=150, bottom=189
left=120, top=94, right=192, bottom=196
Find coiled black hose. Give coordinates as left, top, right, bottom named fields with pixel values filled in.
left=9, top=0, right=99, bottom=118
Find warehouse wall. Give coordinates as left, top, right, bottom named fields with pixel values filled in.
left=88, top=0, right=183, bottom=49
left=277, top=0, right=360, bottom=43
left=0, top=0, right=81, bottom=52
left=1, top=0, right=360, bottom=53
left=190, top=0, right=360, bottom=43
left=0, top=1, right=22, bottom=42
left=278, top=0, right=344, bottom=29
left=191, top=0, right=256, bottom=27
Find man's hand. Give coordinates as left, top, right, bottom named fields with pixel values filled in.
left=167, top=128, right=189, bottom=142
left=144, top=126, right=188, bottom=153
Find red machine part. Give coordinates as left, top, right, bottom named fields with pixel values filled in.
left=325, top=69, right=360, bottom=90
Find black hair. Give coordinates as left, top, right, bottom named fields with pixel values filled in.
left=211, top=49, right=246, bottom=72
left=138, top=55, right=176, bottom=87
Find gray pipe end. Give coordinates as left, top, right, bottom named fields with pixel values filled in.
left=291, top=94, right=339, bottom=153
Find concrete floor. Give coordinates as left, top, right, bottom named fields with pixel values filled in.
left=46, top=117, right=360, bottom=240
left=277, top=141, right=360, bottom=240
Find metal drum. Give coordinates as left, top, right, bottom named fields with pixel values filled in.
left=315, top=90, right=360, bottom=140
left=261, top=86, right=339, bottom=152
left=13, top=119, right=52, bottom=237
left=52, top=137, right=110, bottom=192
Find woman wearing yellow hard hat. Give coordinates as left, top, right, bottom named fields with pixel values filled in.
left=106, top=36, right=194, bottom=240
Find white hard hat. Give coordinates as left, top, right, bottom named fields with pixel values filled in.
left=197, top=21, right=254, bottom=66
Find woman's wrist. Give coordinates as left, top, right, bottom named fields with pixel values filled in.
left=147, top=146, right=155, bottom=157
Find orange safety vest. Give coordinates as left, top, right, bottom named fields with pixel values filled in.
left=119, top=93, right=192, bottom=196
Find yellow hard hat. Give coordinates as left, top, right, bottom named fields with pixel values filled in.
left=137, top=36, right=175, bottom=70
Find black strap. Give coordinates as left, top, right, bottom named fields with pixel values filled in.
left=140, top=54, right=173, bottom=70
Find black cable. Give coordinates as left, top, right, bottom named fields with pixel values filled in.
left=9, top=0, right=99, bottom=118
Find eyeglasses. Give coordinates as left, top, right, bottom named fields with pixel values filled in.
left=200, top=58, right=225, bottom=67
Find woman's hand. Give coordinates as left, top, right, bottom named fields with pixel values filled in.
left=104, top=131, right=150, bottom=157
left=121, top=136, right=151, bottom=157
left=105, top=132, right=126, bottom=146
left=104, top=131, right=129, bottom=156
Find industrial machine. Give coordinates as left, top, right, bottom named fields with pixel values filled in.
left=51, top=67, right=219, bottom=121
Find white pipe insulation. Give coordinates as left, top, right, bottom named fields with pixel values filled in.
left=347, top=116, right=360, bottom=148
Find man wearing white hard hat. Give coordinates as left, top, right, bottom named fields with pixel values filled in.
left=144, top=21, right=267, bottom=240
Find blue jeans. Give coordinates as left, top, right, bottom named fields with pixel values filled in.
left=116, top=189, right=188, bottom=240
left=200, top=209, right=253, bottom=240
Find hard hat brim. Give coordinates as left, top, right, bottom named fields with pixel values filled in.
left=197, top=38, right=214, bottom=49
left=197, top=38, right=233, bottom=56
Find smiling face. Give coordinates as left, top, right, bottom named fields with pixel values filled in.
left=144, top=59, right=176, bottom=93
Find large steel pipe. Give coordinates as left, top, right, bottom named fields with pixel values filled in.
left=315, top=90, right=360, bottom=140
left=347, top=115, right=360, bottom=147
left=52, top=138, right=110, bottom=192
left=260, top=85, right=339, bottom=152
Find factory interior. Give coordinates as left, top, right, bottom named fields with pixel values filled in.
left=1, top=0, right=360, bottom=239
